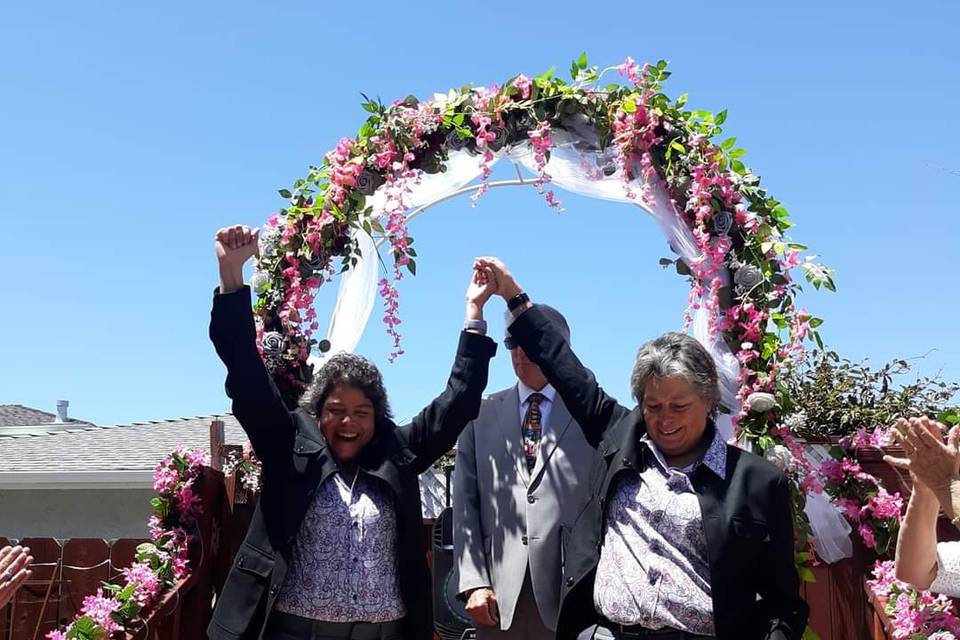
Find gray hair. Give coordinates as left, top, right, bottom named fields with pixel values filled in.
left=630, top=332, right=720, bottom=416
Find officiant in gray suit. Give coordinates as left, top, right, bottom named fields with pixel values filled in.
left=454, top=305, right=599, bottom=640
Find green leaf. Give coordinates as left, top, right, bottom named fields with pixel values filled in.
left=728, top=148, right=746, bottom=159
left=407, top=259, right=417, bottom=276
left=577, top=51, right=588, bottom=69
left=808, top=317, right=824, bottom=328
left=622, top=98, right=637, bottom=113
left=715, top=109, right=728, bottom=126
left=798, top=566, right=816, bottom=582
left=278, top=189, right=292, bottom=199
left=670, top=140, right=686, bottom=153
left=720, top=137, right=737, bottom=151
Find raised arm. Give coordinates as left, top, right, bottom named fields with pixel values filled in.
left=398, top=265, right=498, bottom=473
left=209, top=224, right=295, bottom=467
left=475, top=257, right=628, bottom=447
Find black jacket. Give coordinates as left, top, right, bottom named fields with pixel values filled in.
left=207, top=287, right=497, bottom=640
left=507, top=305, right=809, bottom=640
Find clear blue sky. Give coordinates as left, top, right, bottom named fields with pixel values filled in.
left=2, top=1, right=958, bottom=426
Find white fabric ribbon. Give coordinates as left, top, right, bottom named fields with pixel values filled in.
left=311, top=136, right=742, bottom=436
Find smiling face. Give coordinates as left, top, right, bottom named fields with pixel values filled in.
left=318, top=384, right=376, bottom=463
left=641, top=376, right=711, bottom=461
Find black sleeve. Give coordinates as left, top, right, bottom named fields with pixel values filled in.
left=396, top=331, right=497, bottom=474
left=209, top=286, right=295, bottom=468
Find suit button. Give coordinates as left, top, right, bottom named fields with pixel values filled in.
left=566, top=576, right=574, bottom=586
left=522, top=535, right=529, bottom=545
left=270, top=585, right=279, bottom=596
left=296, top=444, right=303, bottom=453
left=236, top=555, right=245, bottom=568
left=527, top=495, right=536, bottom=504
left=622, top=457, right=631, bottom=467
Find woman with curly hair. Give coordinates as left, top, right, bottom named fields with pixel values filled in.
left=208, top=225, right=498, bottom=640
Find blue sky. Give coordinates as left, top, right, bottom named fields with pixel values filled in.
left=1, top=1, right=958, bottom=426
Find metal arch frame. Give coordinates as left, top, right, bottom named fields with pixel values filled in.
left=372, top=165, right=532, bottom=249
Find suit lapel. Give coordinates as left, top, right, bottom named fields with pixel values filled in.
left=499, top=386, right=529, bottom=487
left=529, top=395, right=573, bottom=483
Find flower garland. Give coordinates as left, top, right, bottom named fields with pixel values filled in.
left=255, top=55, right=835, bottom=461
left=869, top=561, right=960, bottom=640
left=46, top=449, right=208, bottom=640
left=820, top=427, right=902, bottom=554
left=815, top=427, right=960, bottom=639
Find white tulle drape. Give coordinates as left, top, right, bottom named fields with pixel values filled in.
left=312, top=133, right=740, bottom=437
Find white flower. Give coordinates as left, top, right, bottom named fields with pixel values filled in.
left=250, top=271, right=270, bottom=294
left=763, top=445, right=795, bottom=472
left=747, top=392, right=777, bottom=413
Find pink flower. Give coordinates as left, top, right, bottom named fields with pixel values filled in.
left=617, top=56, right=641, bottom=85
left=819, top=458, right=844, bottom=483
left=868, top=490, right=904, bottom=520
left=122, top=562, right=161, bottom=606
left=46, top=631, right=68, bottom=640
left=152, top=465, right=178, bottom=494
left=81, top=589, right=121, bottom=633
left=836, top=498, right=863, bottom=521
left=859, top=523, right=877, bottom=549
left=512, top=74, right=532, bottom=99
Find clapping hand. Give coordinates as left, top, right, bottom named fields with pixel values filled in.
left=884, top=417, right=960, bottom=492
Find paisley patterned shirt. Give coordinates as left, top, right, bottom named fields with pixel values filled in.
left=593, top=429, right=727, bottom=635
left=275, top=471, right=406, bottom=622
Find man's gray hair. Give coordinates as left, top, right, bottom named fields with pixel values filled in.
left=630, top=332, right=720, bottom=415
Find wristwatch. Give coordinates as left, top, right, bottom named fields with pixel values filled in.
left=506, top=292, right=530, bottom=312
left=463, top=319, right=487, bottom=335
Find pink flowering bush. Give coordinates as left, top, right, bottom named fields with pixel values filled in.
left=820, top=437, right=902, bottom=555
left=47, top=449, right=207, bottom=640
left=868, top=561, right=960, bottom=639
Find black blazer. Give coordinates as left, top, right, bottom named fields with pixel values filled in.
left=206, top=287, right=497, bottom=640
left=507, top=305, right=809, bottom=640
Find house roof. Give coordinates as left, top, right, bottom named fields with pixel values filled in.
left=0, top=413, right=450, bottom=517
left=0, top=414, right=245, bottom=474
left=0, top=404, right=97, bottom=432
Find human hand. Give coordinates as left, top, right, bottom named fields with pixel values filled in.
left=464, top=587, right=500, bottom=628
left=215, top=225, right=259, bottom=293
left=466, top=263, right=499, bottom=311
left=473, top=257, right=522, bottom=301
left=884, top=417, right=960, bottom=492
left=0, top=545, right=33, bottom=609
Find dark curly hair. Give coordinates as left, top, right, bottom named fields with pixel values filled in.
left=300, top=352, right=393, bottom=424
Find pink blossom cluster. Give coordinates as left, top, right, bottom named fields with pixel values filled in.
left=325, top=137, right=364, bottom=207
left=81, top=589, right=122, bottom=633
left=122, top=562, right=161, bottom=607
left=868, top=560, right=960, bottom=639
left=527, top=120, right=562, bottom=210
left=820, top=450, right=904, bottom=552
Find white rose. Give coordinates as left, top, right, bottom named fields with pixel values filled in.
left=747, top=392, right=777, bottom=413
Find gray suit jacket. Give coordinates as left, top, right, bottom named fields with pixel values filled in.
left=453, top=385, right=599, bottom=631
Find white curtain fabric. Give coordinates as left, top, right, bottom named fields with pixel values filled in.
left=313, top=133, right=740, bottom=436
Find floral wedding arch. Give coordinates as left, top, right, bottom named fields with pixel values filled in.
left=249, top=55, right=836, bottom=556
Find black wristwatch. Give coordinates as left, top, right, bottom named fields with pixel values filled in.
left=506, top=291, right=530, bottom=312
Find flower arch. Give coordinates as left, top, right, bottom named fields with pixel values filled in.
left=251, top=55, right=834, bottom=525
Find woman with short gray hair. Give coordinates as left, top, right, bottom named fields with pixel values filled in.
left=476, top=257, right=809, bottom=640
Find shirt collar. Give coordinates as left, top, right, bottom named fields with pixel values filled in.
left=518, top=381, right=556, bottom=405
left=641, top=421, right=727, bottom=479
